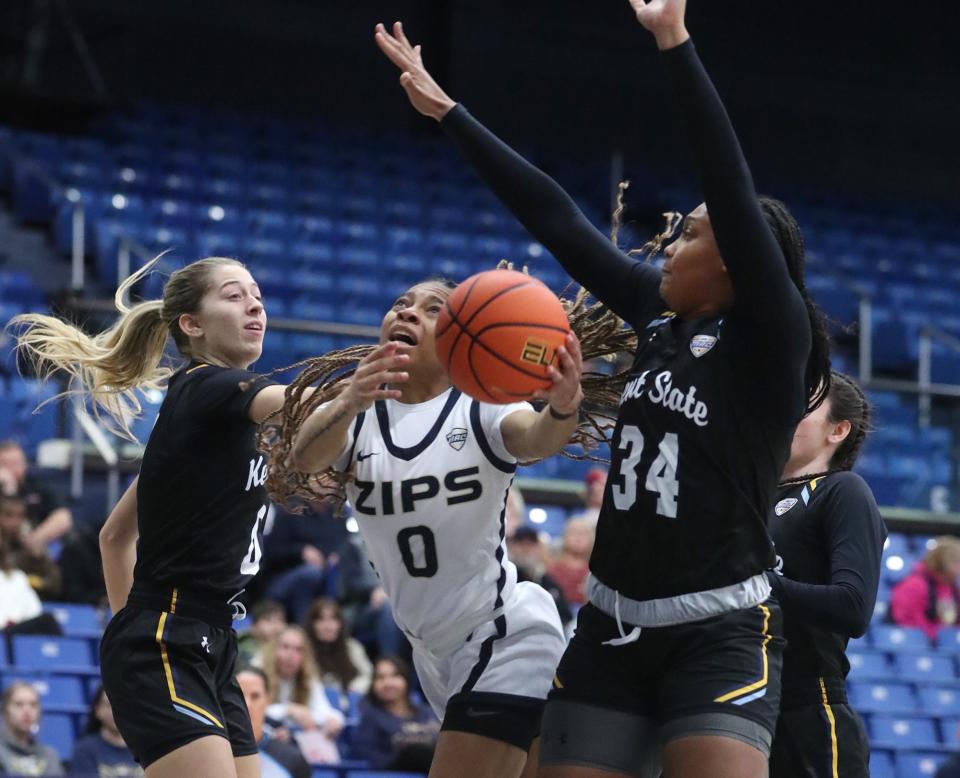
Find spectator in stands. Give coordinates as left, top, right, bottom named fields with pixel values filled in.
left=259, top=625, right=344, bottom=764
left=237, top=667, right=310, bottom=778
left=891, top=536, right=960, bottom=639
left=0, top=440, right=72, bottom=551
left=0, top=522, right=60, bottom=643
left=304, top=597, right=373, bottom=695
left=0, top=494, right=61, bottom=598
left=546, top=517, right=594, bottom=607
left=69, top=686, right=141, bottom=777
left=260, top=500, right=345, bottom=623
left=508, top=526, right=573, bottom=627
left=0, top=681, right=63, bottom=776
left=335, top=532, right=406, bottom=658
left=352, top=656, right=439, bottom=772
left=568, top=467, right=606, bottom=526
left=238, top=599, right=287, bottom=664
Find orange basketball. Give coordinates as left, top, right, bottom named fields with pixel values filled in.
left=436, top=269, right=570, bottom=404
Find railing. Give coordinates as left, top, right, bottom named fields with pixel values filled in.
left=7, top=144, right=960, bottom=519
left=6, top=153, right=87, bottom=292
left=70, top=397, right=120, bottom=513
left=919, top=326, right=960, bottom=427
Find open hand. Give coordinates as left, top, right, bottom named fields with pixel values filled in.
left=340, top=342, right=410, bottom=414
left=374, top=21, right=457, bottom=120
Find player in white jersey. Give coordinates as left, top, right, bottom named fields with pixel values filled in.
left=290, top=278, right=582, bottom=778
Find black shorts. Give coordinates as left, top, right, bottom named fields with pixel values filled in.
left=441, top=691, right=545, bottom=752
left=544, top=601, right=784, bottom=754
left=770, top=702, right=869, bottom=778
left=100, top=592, right=256, bottom=768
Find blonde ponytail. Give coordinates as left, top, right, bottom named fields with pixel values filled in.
left=9, top=255, right=244, bottom=440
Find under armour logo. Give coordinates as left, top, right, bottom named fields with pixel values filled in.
left=201, top=636, right=212, bottom=654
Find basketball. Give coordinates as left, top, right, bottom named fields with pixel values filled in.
left=435, top=269, right=570, bottom=404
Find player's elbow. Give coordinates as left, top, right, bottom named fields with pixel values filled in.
left=847, top=613, right=871, bottom=639
left=838, top=586, right=872, bottom=638
left=99, top=521, right=123, bottom=551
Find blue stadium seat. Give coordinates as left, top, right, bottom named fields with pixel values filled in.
left=869, top=750, right=896, bottom=778
left=870, top=625, right=929, bottom=652
left=847, top=650, right=892, bottom=681
left=870, top=715, right=939, bottom=749
left=918, top=687, right=960, bottom=717
left=936, top=627, right=960, bottom=654
left=12, top=636, right=96, bottom=674
left=2, top=674, right=87, bottom=714
left=895, top=751, right=950, bottom=777
left=39, top=712, right=75, bottom=762
left=848, top=681, right=916, bottom=714
left=43, top=603, right=103, bottom=640
left=893, top=653, right=957, bottom=683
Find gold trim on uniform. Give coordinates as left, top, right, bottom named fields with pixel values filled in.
left=818, top=676, right=839, bottom=778
left=713, top=604, right=772, bottom=703
left=155, top=611, right=224, bottom=729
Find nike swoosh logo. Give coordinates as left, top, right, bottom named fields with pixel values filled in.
left=357, top=451, right=379, bottom=461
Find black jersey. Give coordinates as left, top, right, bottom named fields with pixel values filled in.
left=442, top=41, right=810, bottom=601
left=767, top=472, right=886, bottom=707
left=133, top=362, right=277, bottom=602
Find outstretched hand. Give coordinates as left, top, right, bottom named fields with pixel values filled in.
left=628, top=0, right=690, bottom=50
left=375, top=21, right=457, bottom=121
left=340, top=341, right=410, bottom=414
left=532, top=332, right=584, bottom=418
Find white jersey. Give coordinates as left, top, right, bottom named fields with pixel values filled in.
left=334, top=388, right=528, bottom=652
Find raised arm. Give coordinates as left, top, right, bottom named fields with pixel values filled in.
left=375, top=22, right=663, bottom=329
left=292, top=342, right=409, bottom=473
left=500, top=332, right=583, bottom=461
left=631, top=1, right=808, bottom=332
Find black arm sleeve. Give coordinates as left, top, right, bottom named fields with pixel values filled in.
left=662, top=42, right=810, bottom=359
left=768, top=474, right=887, bottom=638
left=440, top=105, right=663, bottom=329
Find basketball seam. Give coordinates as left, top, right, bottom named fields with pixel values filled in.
left=440, top=273, right=566, bottom=403
left=444, top=279, right=536, bottom=374
left=439, top=275, right=484, bottom=374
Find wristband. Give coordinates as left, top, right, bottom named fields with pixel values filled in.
left=549, top=404, right=577, bottom=421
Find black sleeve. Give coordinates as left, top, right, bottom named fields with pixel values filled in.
left=662, top=42, right=810, bottom=379
left=440, top=105, right=664, bottom=329
left=768, top=474, right=887, bottom=638
left=184, top=365, right=278, bottom=421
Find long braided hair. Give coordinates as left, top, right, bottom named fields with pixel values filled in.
left=259, top=267, right=640, bottom=512
left=758, top=197, right=833, bottom=413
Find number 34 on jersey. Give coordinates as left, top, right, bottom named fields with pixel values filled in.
left=612, top=426, right=680, bottom=519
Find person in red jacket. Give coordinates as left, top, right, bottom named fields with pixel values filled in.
left=891, top=537, right=960, bottom=640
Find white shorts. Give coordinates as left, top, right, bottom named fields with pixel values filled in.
left=412, top=581, right=566, bottom=721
